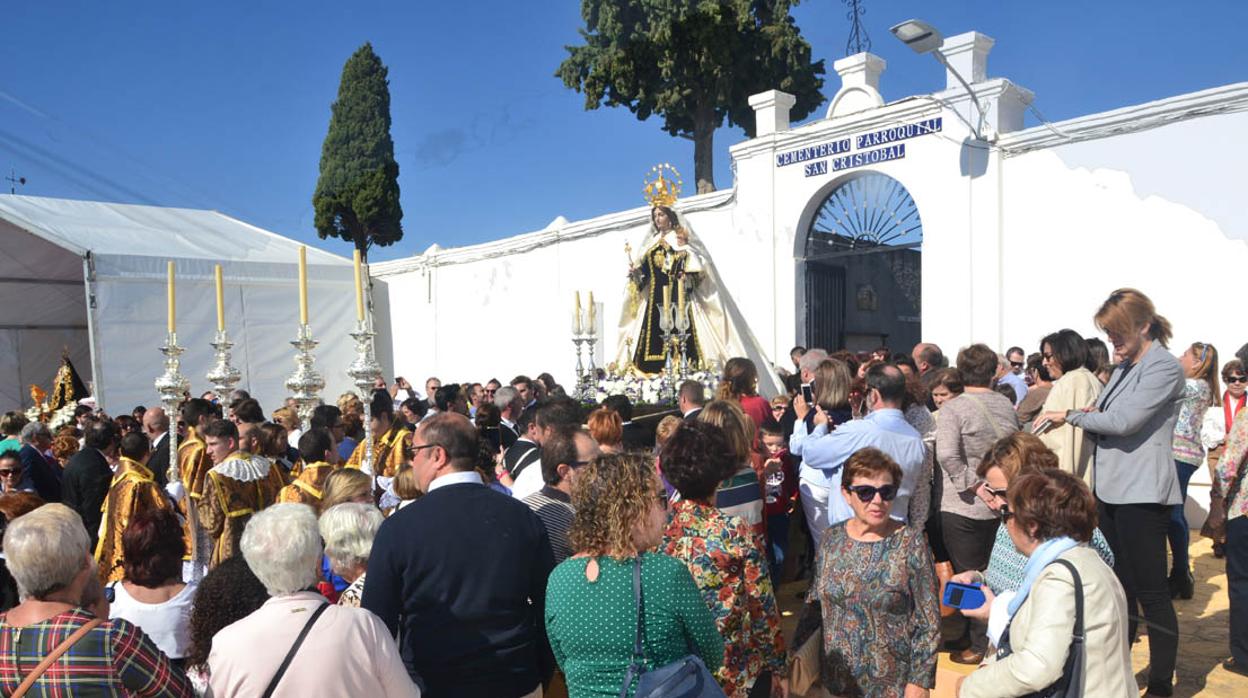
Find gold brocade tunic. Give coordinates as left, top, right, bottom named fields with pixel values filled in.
left=196, top=452, right=287, bottom=569
left=277, top=462, right=338, bottom=506
left=177, top=427, right=213, bottom=563
left=94, top=458, right=171, bottom=584
left=345, top=424, right=410, bottom=478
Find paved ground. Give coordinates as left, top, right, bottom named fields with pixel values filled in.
left=777, top=536, right=1246, bottom=697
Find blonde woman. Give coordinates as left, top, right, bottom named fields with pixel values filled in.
left=697, top=400, right=764, bottom=535
left=1037, top=329, right=1102, bottom=485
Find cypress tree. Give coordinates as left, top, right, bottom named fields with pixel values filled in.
left=313, top=43, right=403, bottom=255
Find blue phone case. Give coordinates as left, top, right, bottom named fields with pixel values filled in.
left=943, top=581, right=986, bottom=610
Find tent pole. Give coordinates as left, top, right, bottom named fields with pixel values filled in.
left=82, top=253, right=104, bottom=412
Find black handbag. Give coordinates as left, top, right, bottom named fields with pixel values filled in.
left=995, top=558, right=1086, bottom=698
left=618, top=556, right=726, bottom=698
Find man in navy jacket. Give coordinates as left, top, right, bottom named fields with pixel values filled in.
left=363, top=413, right=555, bottom=698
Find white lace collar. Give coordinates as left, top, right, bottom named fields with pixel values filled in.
left=210, top=452, right=274, bottom=482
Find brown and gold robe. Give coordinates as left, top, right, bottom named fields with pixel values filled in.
left=94, top=457, right=171, bottom=584
left=196, top=452, right=287, bottom=569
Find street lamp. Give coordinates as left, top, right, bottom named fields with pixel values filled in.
left=890, top=19, right=988, bottom=140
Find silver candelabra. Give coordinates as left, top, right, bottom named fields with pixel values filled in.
left=154, top=332, right=190, bottom=486
left=346, top=320, right=383, bottom=474
left=285, top=324, right=325, bottom=430
left=205, top=330, right=242, bottom=396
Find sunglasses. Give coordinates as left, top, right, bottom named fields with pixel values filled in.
left=1228, top=376, right=1248, bottom=384
left=0, top=468, right=21, bottom=477
left=983, top=485, right=1008, bottom=499
left=655, top=493, right=670, bottom=509
left=1009, top=361, right=1024, bottom=368
left=998, top=504, right=1015, bottom=523
left=844, top=483, right=898, bottom=502
left=771, top=406, right=786, bottom=412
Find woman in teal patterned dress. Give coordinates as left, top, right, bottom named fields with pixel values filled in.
left=792, top=447, right=940, bottom=698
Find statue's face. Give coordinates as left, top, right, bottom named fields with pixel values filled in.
left=653, top=208, right=672, bottom=232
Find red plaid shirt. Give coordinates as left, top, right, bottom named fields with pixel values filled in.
left=0, top=608, right=191, bottom=697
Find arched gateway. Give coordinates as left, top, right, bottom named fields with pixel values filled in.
left=800, top=171, right=922, bottom=353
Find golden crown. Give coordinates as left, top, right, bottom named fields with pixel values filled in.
left=643, top=163, right=682, bottom=208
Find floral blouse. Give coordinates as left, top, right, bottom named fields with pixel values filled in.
left=1216, top=406, right=1248, bottom=521
left=661, top=499, right=785, bottom=697
left=793, top=522, right=940, bottom=698
left=1173, top=378, right=1211, bottom=465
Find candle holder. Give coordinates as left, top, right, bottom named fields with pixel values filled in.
left=570, top=334, right=587, bottom=402
left=154, top=333, right=191, bottom=486
left=285, top=324, right=325, bottom=430
left=347, top=320, right=383, bottom=475
left=584, top=325, right=598, bottom=399
left=205, top=330, right=242, bottom=396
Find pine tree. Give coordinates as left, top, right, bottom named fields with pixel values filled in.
left=313, top=43, right=403, bottom=255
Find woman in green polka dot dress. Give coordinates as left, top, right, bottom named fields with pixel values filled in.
left=545, top=453, right=725, bottom=697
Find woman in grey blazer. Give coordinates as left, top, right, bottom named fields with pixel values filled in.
left=1041, top=288, right=1184, bottom=697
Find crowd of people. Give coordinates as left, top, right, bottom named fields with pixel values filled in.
left=0, top=286, right=1244, bottom=697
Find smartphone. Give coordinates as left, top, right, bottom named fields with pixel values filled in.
left=942, top=581, right=986, bottom=610
left=801, top=384, right=814, bottom=404
left=1031, top=418, right=1054, bottom=436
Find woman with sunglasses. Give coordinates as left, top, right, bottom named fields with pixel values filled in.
left=1200, top=358, right=1247, bottom=558
left=792, top=447, right=939, bottom=698
left=1037, top=329, right=1102, bottom=485
left=956, top=469, right=1133, bottom=698
left=660, top=421, right=785, bottom=698
left=1038, top=288, right=1184, bottom=697
left=949, top=433, right=1113, bottom=596
left=1168, top=342, right=1219, bottom=599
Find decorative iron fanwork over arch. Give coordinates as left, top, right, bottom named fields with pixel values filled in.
left=805, top=172, right=922, bottom=258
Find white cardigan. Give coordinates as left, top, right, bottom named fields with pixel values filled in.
left=959, top=546, right=1134, bottom=698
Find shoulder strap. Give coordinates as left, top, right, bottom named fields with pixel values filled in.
left=262, top=603, right=329, bottom=698
left=619, top=556, right=646, bottom=698
left=1050, top=558, right=1084, bottom=638
left=11, top=617, right=104, bottom=698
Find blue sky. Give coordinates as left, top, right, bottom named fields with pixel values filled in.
left=2, top=1, right=1245, bottom=262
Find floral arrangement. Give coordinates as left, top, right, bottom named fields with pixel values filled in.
left=588, top=369, right=718, bottom=407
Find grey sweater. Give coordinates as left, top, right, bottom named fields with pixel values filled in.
left=935, top=391, right=1020, bottom=519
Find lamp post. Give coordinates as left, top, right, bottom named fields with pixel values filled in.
left=889, top=19, right=989, bottom=141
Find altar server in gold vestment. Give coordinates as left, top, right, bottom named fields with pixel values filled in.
left=177, top=398, right=219, bottom=577
left=197, top=419, right=287, bottom=568
left=95, top=431, right=172, bottom=583
left=278, top=427, right=341, bottom=507
left=346, top=393, right=409, bottom=478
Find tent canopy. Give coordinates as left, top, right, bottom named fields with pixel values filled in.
left=0, top=195, right=360, bottom=414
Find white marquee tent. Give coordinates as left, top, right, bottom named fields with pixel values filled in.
left=0, top=195, right=359, bottom=414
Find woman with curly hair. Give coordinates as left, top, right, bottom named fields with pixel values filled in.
left=661, top=422, right=785, bottom=697
left=545, top=453, right=723, bottom=698
left=184, top=556, right=269, bottom=693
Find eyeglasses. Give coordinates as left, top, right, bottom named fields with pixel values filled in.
left=1228, top=376, right=1248, bottom=384
left=844, top=484, right=898, bottom=502
left=983, top=485, right=1008, bottom=499
left=1041, top=353, right=1054, bottom=361
left=655, top=493, right=670, bottom=509
left=0, top=468, right=21, bottom=478
left=771, top=406, right=786, bottom=413
left=1009, top=361, right=1024, bottom=368
left=407, top=443, right=438, bottom=458
left=998, top=504, right=1015, bottom=523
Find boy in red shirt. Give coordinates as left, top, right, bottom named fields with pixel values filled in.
left=759, top=419, right=798, bottom=587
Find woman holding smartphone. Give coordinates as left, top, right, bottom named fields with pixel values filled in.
left=1039, top=288, right=1184, bottom=697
